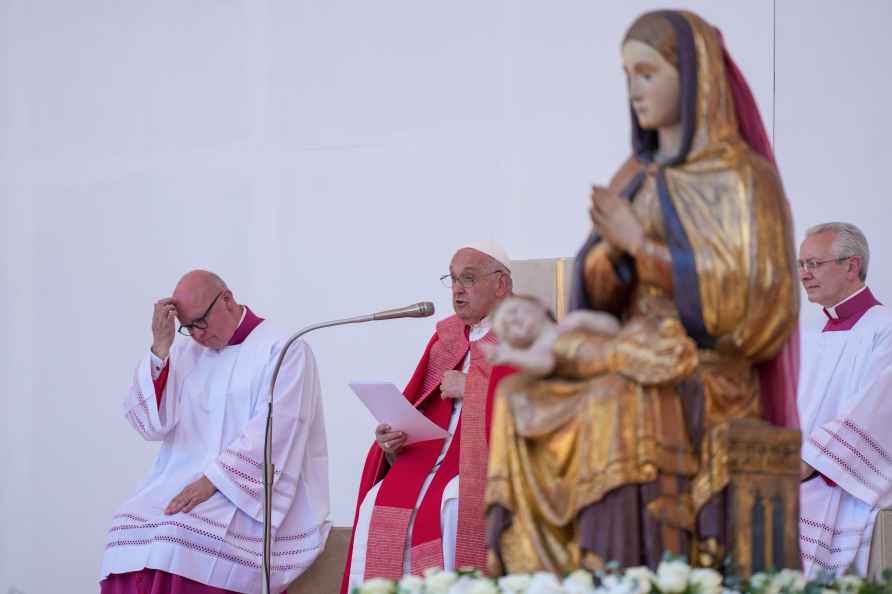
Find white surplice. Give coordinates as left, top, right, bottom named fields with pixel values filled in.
left=100, top=321, right=330, bottom=594
left=798, top=290, right=892, bottom=577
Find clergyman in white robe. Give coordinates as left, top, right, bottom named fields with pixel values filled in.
left=100, top=307, right=330, bottom=593
left=799, top=286, right=892, bottom=576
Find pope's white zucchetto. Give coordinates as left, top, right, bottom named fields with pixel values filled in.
left=458, top=240, right=512, bottom=272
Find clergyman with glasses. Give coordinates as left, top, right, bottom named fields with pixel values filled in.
left=99, top=269, right=331, bottom=593
left=342, top=241, right=513, bottom=593
left=797, top=222, right=892, bottom=577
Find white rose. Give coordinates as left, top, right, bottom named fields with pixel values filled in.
left=566, top=570, right=595, bottom=588
left=359, top=577, right=396, bottom=594
left=426, top=571, right=459, bottom=594
left=563, top=582, right=595, bottom=594
left=749, top=573, right=771, bottom=591
left=468, top=579, right=500, bottom=594
left=601, top=575, right=634, bottom=594
left=763, top=580, right=782, bottom=594
left=837, top=576, right=864, bottom=594
left=499, top=574, right=534, bottom=594
left=689, top=569, right=723, bottom=594
left=398, top=574, right=425, bottom=594
left=774, top=570, right=806, bottom=592
left=527, top=572, right=566, bottom=594
left=656, top=560, right=691, bottom=594
left=563, top=570, right=596, bottom=594
left=625, top=567, right=657, bottom=594
left=447, top=576, right=479, bottom=594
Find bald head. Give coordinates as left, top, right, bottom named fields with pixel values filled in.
left=174, top=270, right=226, bottom=310
left=173, top=269, right=242, bottom=350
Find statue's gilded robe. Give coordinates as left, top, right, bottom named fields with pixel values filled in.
left=485, top=10, right=799, bottom=574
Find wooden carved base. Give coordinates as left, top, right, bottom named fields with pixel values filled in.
left=710, top=419, right=802, bottom=575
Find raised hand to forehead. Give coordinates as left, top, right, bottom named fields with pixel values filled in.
left=151, top=297, right=177, bottom=359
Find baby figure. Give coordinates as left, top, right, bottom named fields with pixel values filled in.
left=483, top=295, right=620, bottom=377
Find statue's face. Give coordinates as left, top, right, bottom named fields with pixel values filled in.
left=622, top=40, right=681, bottom=130
left=495, top=298, right=546, bottom=349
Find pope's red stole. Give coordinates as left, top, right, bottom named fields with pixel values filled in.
left=341, top=315, right=495, bottom=588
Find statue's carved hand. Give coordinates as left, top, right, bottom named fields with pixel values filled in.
left=558, top=310, right=621, bottom=337
left=589, top=185, right=645, bottom=256
left=483, top=342, right=556, bottom=377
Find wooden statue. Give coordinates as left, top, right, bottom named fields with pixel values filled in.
left=484, top=10, right=801, bottom=577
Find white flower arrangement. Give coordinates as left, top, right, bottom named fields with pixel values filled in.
left=353, top=559, right=892, bottom=594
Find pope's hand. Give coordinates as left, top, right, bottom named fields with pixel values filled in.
left=151, top=297, right=177, bottom=360
left=164, top=476, right=217, bottom=515
left=375, top=424, right=407, bottom=455
left=440, top=370, right=466, bottom=400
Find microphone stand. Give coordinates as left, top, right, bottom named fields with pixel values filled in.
left=260, top=303, right=433, bottom=594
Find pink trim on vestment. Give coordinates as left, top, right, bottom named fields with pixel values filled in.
left=822, top=287, right=881, bottom=332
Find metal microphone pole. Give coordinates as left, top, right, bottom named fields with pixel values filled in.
left=260, top=302, right=434, bottom=594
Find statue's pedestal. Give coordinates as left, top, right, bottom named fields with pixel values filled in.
left=868, top=509, right=892, bottom=579
left=711, top=419, right=801, bottom=575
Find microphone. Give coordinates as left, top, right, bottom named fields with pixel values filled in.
left=267, top=301, right=435, bottom=402
left=372, top=301, right=435, bottom=321
left=259, top=300, right=434, bottom=594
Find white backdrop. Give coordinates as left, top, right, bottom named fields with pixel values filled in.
left=2, top=1, right=891, bottom=591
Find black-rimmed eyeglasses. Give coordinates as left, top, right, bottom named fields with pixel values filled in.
left=177, top=291, right=224, bottom=336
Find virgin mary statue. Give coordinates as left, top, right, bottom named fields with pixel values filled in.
left=485, top=10, right=800, bottom=575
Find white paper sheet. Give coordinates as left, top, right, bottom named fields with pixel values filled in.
left=348, top=381, right=449, bottom=445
